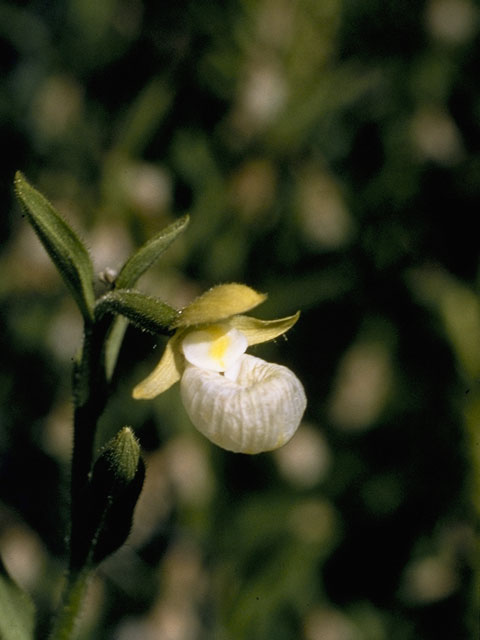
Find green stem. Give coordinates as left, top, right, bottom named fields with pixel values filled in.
left=48, top=570, right=91, bottom=640
left=49, top=318, right=112, bottom=638
left=465, top=390, right=480, bottom=638
left=69, top=317, right=111, bottom=572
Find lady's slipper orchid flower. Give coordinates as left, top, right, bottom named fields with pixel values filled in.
left=133, top=283, right=306, bottom=454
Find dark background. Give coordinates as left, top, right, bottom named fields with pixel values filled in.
left=1, top=1, right=479, bottom=638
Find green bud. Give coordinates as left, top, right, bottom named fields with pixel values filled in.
left=94, top=426, right=142, bottom=488
left=70, top=427, right=145, bottom=570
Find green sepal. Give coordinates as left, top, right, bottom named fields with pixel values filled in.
left=95, top=289, right=178, bottom=334
left=14, top=172, right=95, bottom=322
left=115, top=214, right=189, bottom=289
left=0, top=555, right=35, bottom=640
left=71, top=427, right=145, bottom=570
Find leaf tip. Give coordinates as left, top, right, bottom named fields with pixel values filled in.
left=13, top=170, right=26, bottom=195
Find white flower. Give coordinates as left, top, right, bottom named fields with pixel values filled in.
left=133, top=284, right=307, bottom=454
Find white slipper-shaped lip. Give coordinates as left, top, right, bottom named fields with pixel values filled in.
left=180, top=354, right=307, bottom=454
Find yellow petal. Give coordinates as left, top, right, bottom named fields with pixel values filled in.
left=172, top=283, right=266, bottom=328
left=132, top=332, right=185, bottom=399
left=229, top=311, right=300, bottom=346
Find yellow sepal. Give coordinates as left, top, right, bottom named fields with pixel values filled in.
left=172, top=283, right=266, bottom=328
left=132, top=331, right=185, bottom=399
left=229, top=311, right=300, bottom=346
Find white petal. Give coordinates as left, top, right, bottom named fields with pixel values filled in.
left=180, top=354, right=307, bottom=454
left=181, top=324, right=247, bottom=372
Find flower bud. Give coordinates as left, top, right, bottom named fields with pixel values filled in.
left=71, top=427, right=145, bottom=569
left=93, top=426, right=143, bottom=491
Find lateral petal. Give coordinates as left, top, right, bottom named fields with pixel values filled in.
left=172, top=283, right=266, bottom=328
left=230, top=311, right=300, bottom=346
left=132, top=332, right=185, bottom=399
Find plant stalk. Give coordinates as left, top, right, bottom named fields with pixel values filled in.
left=69, top=317, right=112, bottom=573
left=48, top=570, right=91, bottom=640
left=465, top=389, right=480, bottom=638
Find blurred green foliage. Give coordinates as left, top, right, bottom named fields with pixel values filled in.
left=1, top=0, right=480, bottom=638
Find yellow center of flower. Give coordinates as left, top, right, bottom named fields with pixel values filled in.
left=206, top=326, right=232, bottom=368
left=181, top=323, right=248, bottom=372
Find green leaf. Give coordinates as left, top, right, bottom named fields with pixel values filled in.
left=114, top=78, right=174, bottom=156
left=0, top=556, right=35, bottom=640
left=95, top=290, right=178, bottom=334
left=14, top=172, right=95, bottom=322
left=103, top=216, right=188, bottom=378
left=115, top=215, right=189, bottom=289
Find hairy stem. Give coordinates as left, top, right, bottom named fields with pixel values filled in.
left=48, top=570, right=91, bottom=640
left=69, top=317, right=112, bottom=573
left=465, top=390, right=480, bottom=638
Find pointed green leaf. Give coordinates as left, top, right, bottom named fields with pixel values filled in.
left=115, top=215, right=189, bottom=289
left=95, top=290, right=178, bottom=334
left=0, top=556, right=35, bottom=640
left=14, top=172, right=95, bottom=321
